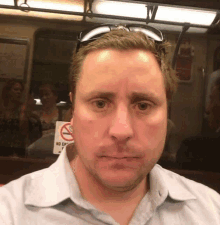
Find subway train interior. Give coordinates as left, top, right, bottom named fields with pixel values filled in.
left=0, top=0, right=220, bottom=191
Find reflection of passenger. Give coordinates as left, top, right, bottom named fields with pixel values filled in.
left=176, top=77, right=220, bottom=172
left=27, top=89, right=70, bottom=158
left=206, top=77, right=220, bottom=132
left=0, top=79, right=26, bottom=157
left=26, top=91, right=42, bottom=145
left=36, top=83, right=63, bottom=136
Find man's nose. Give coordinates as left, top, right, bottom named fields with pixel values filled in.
left=109, top=104, right=134, bottom=142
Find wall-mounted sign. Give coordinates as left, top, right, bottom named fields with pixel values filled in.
left=53, top=121, right=74, bottom=154
left=0, top=38, right=29, bottom=80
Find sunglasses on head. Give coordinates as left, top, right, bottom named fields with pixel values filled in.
left=75, top=23, right=164, bottom=53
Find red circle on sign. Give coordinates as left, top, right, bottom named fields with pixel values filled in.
left=60, top=123, right=74, bottom=141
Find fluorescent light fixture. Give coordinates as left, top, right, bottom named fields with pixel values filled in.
left=92, top=0, right=217, bottom=26
left=0, top=0, right=83, bottom=21
left=16, top=0, right=83, bottom=13
left=0, top=0, right=217, bottom=28
left=0, top=0, right=14, bottom=5
left=92, top=0, right=147, bottom=19
left=155, top=6, right=217, bottom=26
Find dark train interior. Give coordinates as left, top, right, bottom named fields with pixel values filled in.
left=0, top=0, right=220, bottom=192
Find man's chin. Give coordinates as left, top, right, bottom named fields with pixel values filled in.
left=95, top=170, right=146, bottom=192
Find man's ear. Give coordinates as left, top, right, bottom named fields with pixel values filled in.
left=69, top=92, right=73, bottom=103
left=69, top=92, right=75, bottom=138
left=69, top=92, right=75, bottom=114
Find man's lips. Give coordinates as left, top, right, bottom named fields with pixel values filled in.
left=98, top=155, right=141, bottom=159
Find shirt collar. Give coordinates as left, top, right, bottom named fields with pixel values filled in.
left=151, top=164, right=196, bottom=202
left=24, top=148, right=196, bottom=207
left=24, top=147, right=74, bottom=207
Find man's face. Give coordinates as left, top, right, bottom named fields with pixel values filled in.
left=71, top=49, right=167, bottom=191
left=206, top=85, right=220, bottom=130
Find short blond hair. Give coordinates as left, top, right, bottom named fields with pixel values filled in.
left=70, top=29, right=178, bottom=103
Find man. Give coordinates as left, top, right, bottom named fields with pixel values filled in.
left=0, top=24, right=219, bottom=225
left=177, top=76, right=220, bottom=172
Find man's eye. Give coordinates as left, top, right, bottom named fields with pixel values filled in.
left=137, top=102, right=150, bottom=111
left=94, top=100, right=107, bottom=108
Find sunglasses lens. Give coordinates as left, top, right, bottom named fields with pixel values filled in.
left=76, top=24, right=163, bottom=53
left=81, top=26, right=111, bottom=42
left=129, top=27, right=163, bottom=42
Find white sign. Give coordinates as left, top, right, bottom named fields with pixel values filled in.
left=53, top=121, right=74, bottom=154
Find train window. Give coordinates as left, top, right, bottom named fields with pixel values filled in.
left=0, top=28, right=78, bottom=160
left=0, top=37, right=29, bottom=158
left=28, top=29, right=78, bottom=159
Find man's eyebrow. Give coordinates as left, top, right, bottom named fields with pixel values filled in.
left=129, top=92, right=160, bottom=102
left=84, top=91, right=161, bottom=102
left=85, top=91, right=116, bottom=99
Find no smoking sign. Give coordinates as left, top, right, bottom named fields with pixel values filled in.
left=60, top=123, right=74, bottom=141
left=53, top=121, right=74, bottom=154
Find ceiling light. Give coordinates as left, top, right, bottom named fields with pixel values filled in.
left=0, top=0, right=84, bottom=21
left=92, top=0, right=217, bottom=26
left=92, top=0, right=147, bottom=19
left=155, top=6, right=217, bottom=26
left=0, top=0, right=14, bottom=5
left=16, top=0, right=83, bottom=13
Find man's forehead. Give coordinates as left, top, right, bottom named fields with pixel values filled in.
left=75, top=48, right=165, bottom=99
left=80, top=49, right=161, bottom=79
left=82, top=48, right=158, bottom=66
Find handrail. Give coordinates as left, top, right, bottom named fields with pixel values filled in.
left=0, top=4, right=212, bottom=29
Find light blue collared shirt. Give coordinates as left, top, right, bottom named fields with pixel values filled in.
left=0, top=147, right=220, bottom=225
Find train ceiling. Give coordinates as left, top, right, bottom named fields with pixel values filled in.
left=0, top=0, right=219, bottom=34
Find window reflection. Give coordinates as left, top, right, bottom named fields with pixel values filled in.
left=36, top=83, right=62, bottom=137
left=0, top=79, right=28, bottom=157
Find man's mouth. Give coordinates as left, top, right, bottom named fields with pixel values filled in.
left=99, top=155, right=140, bottom=159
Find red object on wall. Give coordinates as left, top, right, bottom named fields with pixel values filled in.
left=176, top=56, right=193, bottom=81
